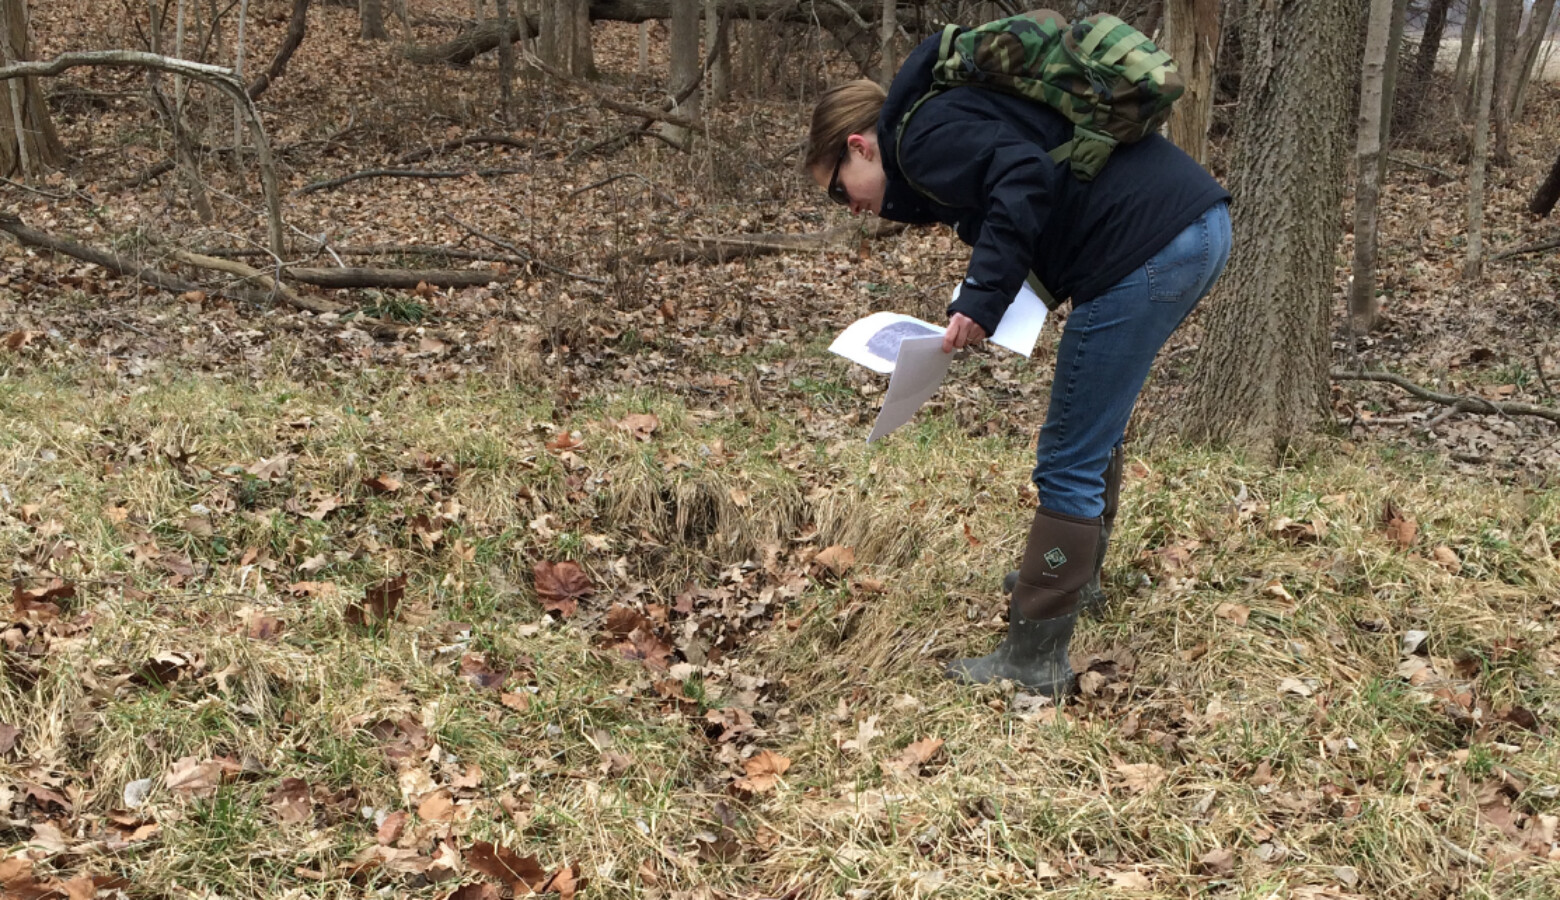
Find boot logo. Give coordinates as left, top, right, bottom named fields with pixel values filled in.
left=1044, top=547, right=1067, bottom=569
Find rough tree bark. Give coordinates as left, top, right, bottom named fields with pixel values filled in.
left=1528, top=147, right=1560, bottom=215
left=1505, top=0, right=1557, bottom=121
left=1181, top=0, right=1364, bottom=457
left=0, top=0, right=61, bottom=178
left=707, top=0, right=729, bottom=102
left=360, top=0, right=388, bottom=40
left=1401, top=0, right=1450, bottom=130
left=1348, top=0, right=1402, bottom=333
left=1490, top=0, right=1521, bottom=163
left=877, top=0, right=896, bottom=88
left=1453, top=0, right=1481, bottom=113
left=1164, top=0, right=1219, bottom=166
left=1464, top=0, right=1498, bottom=280
left=667, top=0, right=700, bottom=140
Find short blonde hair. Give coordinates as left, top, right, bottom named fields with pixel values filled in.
left=804, top=79, right=887, bottom=171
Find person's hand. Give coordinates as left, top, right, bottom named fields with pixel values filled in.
left=942, top=313, right=987, bottom=353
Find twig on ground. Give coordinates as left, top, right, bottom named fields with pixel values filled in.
left=395, top=134, right=534, bottom=164
left=293, top=167, right=529, bottom=196
left=623, top=219, right=909, bottom=265
left=1388, top=155, right=1457, bottom=180
left=440, top=214, right=608, bottom=285
left=1332, top=370, right=1560, bottom=426
left=165, top=248, right=340, bottom=315
left=199, top=244, right=533, bottom=267
left=1491, top=235, right=1560, bottom=260
left=568, top=172, right=677, bottom=207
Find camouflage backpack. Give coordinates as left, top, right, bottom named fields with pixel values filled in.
left=895, top=9, right=1184, bottom=187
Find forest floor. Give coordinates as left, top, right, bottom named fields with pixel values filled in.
left=2, top=2, right=1559, bottom=899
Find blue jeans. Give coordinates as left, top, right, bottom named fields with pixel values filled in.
left=1033, top=201, right=1231, bottom=518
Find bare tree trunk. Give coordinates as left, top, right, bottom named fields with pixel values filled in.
left=1507, top=0, right=1557, bottom=119
left=1165, top=0, right=1219, bottom=166
left=707, top=0, right=730, bottom=102
left=1401, top=0, right=1451, bottom=130
left=1182, top=0, right=1364, bottom=456
left=1348, top=0, right=1401, bottom=334
left=1454, top=0, right=1481, bottom=116
left=360, top=0, right=388, bottom=40
left=877, top=0, right=896, bottom=87
left=1490, top=0, right=1521, bottom=162
left=146, top=0, right=215, bottom=221
left=498, top=0, right=515, bottom=121
left=232, top=0, right=249, bottom=153
left=668, top=0, right=700, bottom=136
left=538, top=0, right=560, bottom=64
left=1530, top=147, right=1560, bottom=215
left=638, top=20, right=649, bottom=75
left=571, top=0, right=594, bottom=77
left=0, top=0, right=60, bottom=178
left=1464, top=0, right=1498, bottom=280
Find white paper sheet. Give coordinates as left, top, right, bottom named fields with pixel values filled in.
left=829, top=282, right=1052, bottom=442
left=953, top=281, right=1049, bottom=357
left=867, top=335, right=953, bottom=443
left=828, top=312, right=945, bottom=375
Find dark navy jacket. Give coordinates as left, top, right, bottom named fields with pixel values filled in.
left=877, top=33, right=1231, bottom=338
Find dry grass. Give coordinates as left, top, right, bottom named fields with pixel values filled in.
left=1, top=316, right=1557, bottom=899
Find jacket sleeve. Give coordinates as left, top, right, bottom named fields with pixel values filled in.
left=897, top=111, right=1062, bottom=337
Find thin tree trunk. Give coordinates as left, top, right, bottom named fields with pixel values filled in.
left=0, top=0, right=61, bottom=178
left=1165, top=0, right=1219, bottom=166
left=571, top=0, right=594, bottom=77
left=1182, top=0, right=1364, bottom=456
left=1464, top=0, right=1498, bottom=280
left=1529, top=147, right=1560, bottom=215
left=538, top=0, right=559, bottom=64
left=668, top=0, right=700, bottom=135
left=877, top=0, right=895, bottom=87
left=1349, top=0, right=1400, bottom=333
left=1402, top=0, right=1450, bottom=130
left=1491, top=0, right=1521, bottom=162
left=708, top=0, right=729, bottom=101
left=360, top=0, right=387, bottom=40
left=233, top=0, right=249, bottom=153
left=637, top=20, right=649, bottom=75
left=1454, top=0, right=1482, bottom=116
left=1507, top=0, right=1557, bottom=119
left=146, top=0, right=215, bottom=221
left=498, top=0, right=514, bottom=121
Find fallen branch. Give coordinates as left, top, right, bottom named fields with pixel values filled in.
left=520, top=52, right=705, bottom=135
left=440, top=214, right=608, bottom=285
left=0, top=211, right=204, bottom=297
left=567, top=172, right=677, bottom=206
left=1332, top=370, right=1560, bottom=425
left=166, top=248, right=340, bottom=315
left=200, top=244, right=533, bottom=267
left=1490, top=235, right=1560, bottom=260
left=246, top=0, right=311, bottom=99
left=624, top=220, right=910, bottom=265
left=395, top=133, right=533, bottom=164
left=0, top=50, right=284, bottom=257
left=293, top=167, right=529, bottom=196
left=286, top=267, right=497, bottom=289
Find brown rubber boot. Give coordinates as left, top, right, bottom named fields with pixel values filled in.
left=1004, top=445, right=1123, bottom=618
left=949, top=506, right=1102, bottom=695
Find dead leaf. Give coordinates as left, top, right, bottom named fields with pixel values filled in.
left=0, top=722, right=18, bottom=755
left=418, top=789, right=455, bottom=822
left=1114, top=761, right=1167, bottom=794
left=1382, top=500, right=1418, bottom=550
left=616, top=413, right=660, bottom=441
left=1198, top=847, right=1236, bottom=876
left=1279, top=677, right=1315, bottom=697
left=362, top=473, right=403, bottom=493
left=1214, top=603, right=1250, bottom=625
left=732, top=750, right=792, bottom=793
left=1432, top=545, right=1462, bottom=573
left=3, top=329, right=42, bottom=351
left=245, top=614, right=284, bottom=641
left=345, top=574, right=406, bottom=627
left=445, top=883, right=502, bottom=900
left=813, top=544, right=855, bottom=576
left=885, top=737, right=944, bottom=777
left=267, top=777, right=313, bottom=824
left=534, top=560, right=592, bottom=618
left=1107, top=868, right=1152, bottom=890
left=465, top=841, right=548, bottom=890
left=378, top=810, right=409, bottom=844
left=166, top=756, right=237, bottom=798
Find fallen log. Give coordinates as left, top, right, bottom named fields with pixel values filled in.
left=293, top=167, right=530, bottom=196
left=624, top=220, right=910, bottom=265
left=286, top=267, right=497, bottom=289
left=0, top=211, right=204, bottom=296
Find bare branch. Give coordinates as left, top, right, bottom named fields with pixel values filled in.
left=1332, top=370, right=1560, bottom=425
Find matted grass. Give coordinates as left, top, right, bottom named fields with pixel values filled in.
left=1, top=324, right=1556, bottom=899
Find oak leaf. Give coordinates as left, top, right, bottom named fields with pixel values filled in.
left=534, top=560, right=592, bottom=618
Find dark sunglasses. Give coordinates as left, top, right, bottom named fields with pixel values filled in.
left=827, top=144, right=851, bottom=206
